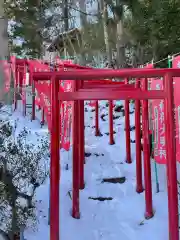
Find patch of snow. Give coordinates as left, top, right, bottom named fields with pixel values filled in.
left=5, top=100, right=178, bottom=239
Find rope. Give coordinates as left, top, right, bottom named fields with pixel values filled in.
left=143, top=51, right=180, bottom=67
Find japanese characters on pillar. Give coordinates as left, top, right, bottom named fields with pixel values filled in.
left=151, top=79, right=166, bottom=164
left=172, top=55, right=180, bottom=162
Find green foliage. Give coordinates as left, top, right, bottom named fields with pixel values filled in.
left=5, top=0, right=53, bottom=58
left=5, top=0, right=180, bottom=64
left=124, top=0, right=180, bottom=64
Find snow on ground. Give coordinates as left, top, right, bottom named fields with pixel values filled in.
left=6, top=100, right=177, bottom=239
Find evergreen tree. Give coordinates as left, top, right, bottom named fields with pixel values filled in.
left=124, top=0, right=180, bottom=65
left=5, top=0, right=56, bottom=58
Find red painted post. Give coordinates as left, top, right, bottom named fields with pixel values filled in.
left=78, top=80, right=85, bottom=189
left=72, top=81, right=80, bottom=219
left=50, top=77, right=60, bottom=240
left=22, top=64, right=27, bottom=116
left=31, top=78, right=36, bottom=120
left=23, top=78, right=26, bottom=117
left=164, top=73, right=179, bottom=240
left=109, top=100, right=115, bottom=145
left=142, top=78, right=153, bottom=219
left=95, top=100, right=101, bottom=136
left=14, top=67, right=18, bottom=110
left=125, top=78, right=131, bottom=163
left=41, top=108, right=45, bottom=126
left=135, top=79, right=143, bottom=193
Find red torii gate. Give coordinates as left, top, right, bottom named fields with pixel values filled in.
left=33, top=67, right=178, bottom=240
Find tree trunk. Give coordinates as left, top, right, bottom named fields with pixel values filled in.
left=0, top=2, right=9, bottom=103
left=79, top=0, right=87, bottom=65
left=0, top=4, right=8, bottom=60
left=63, top=0, right=69, bottom=58
left=102, top=0, right=112, bottom=66
left=9, top=196, right=18, bottom=240
left=116, top=17, right=126, bottom=68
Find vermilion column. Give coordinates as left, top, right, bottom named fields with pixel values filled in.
left=14, top=67, right=18, bottom=110
left=109, top=100, right=115, bottom=145
left=135, top=79, right=143, bottom=193
left=72, top=80, right=80, bottom=219
left=164, top=73, right=179, bottom=240
left=23, top=68, right=26, bottom=117
left=31, top=78, right=36, bottom=120
left=50, top=76, right=60, bottom=240
left=142, top=78, right=153, bottom=219
left=78, top=80, right=85, bottom=189
left=95, top=100, right=101, bottom=136
left=125, top=78, right=131, bottom=163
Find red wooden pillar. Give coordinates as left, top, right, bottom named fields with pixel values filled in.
left=31, top=77, right=36, bottom=121
left=72, top=81, right=80, bottom=219
left=78, top=80, right=85, bottom=189
left=135, top=79, right=143, bottom=193
left=22, top=77, right=26, bottom=117
left=95, top=100, right=101, bottom=136
left=125, top=78, right=131, bottom=163
left=14, top=67, right=18, bottom=110
left=142, top=78, right=153, bottom=219
left=109, top=100, right=115, bottom=145
left=50, top=76, right=60, bottom=240
left=164, top=73, right=179, bottom=240
left=23, top=64, right=28, bottom=117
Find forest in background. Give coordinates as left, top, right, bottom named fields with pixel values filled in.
left=4, top=0, right=180, bottom=67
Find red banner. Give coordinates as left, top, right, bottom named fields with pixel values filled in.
left=35, top=82, right=51, bottom=119
left=144, top=64, right=166, bottom=164
left=173, top=56, right=180, bottom=162
left=30, top=59, right=73, bottom=151
left=60, top=80, right=72, bottom=151
left=151, top=79, right=166, bottom=164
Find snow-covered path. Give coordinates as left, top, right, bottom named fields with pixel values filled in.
left=14, top=100, right=171, bottom=240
